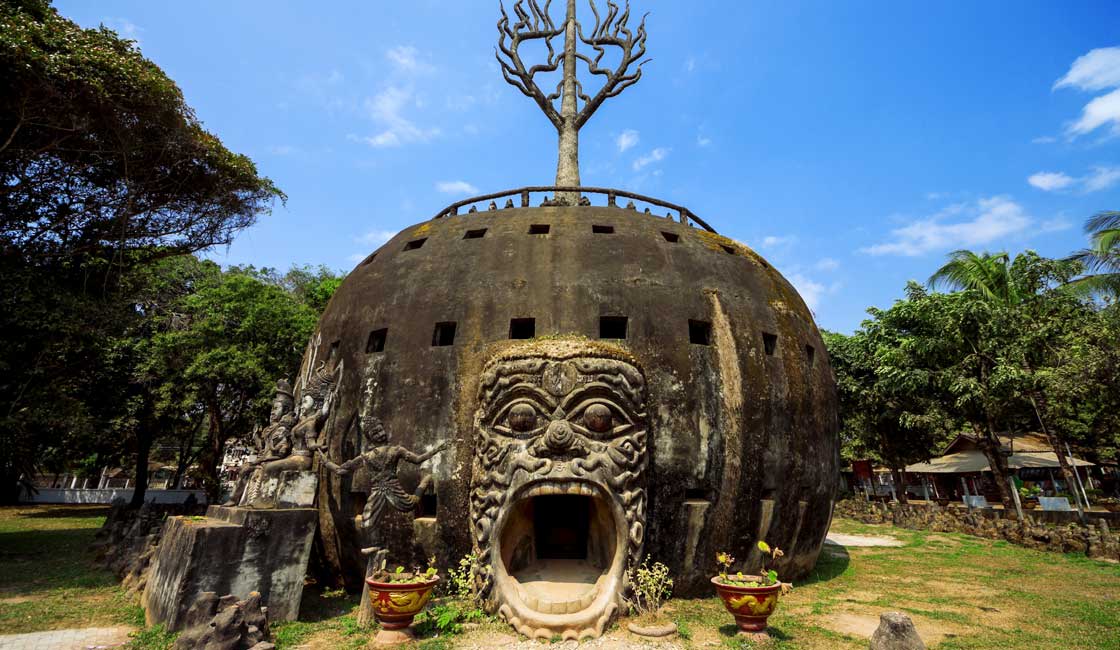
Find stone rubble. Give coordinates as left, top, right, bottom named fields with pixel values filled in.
left=836, top=498, right=1119, bottom=562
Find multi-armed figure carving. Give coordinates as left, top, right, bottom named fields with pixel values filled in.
left=316, top=415, right=447, bottom=554
left=235, top=362, right=340, bottom=508
left=497, top=0, right=649, bottom=203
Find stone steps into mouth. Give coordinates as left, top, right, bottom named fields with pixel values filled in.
left=513, top=559, right=606, bottom=614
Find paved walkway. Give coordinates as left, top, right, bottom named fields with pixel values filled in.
left=0, top=626, right=132, bottom=650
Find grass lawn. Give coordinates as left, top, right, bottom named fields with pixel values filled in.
left=0, top=505, right=141, bottom=634
left=1, top=505, right=1116, bottom=649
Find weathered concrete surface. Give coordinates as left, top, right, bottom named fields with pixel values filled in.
left=171, top=591, right=272, bottom=650
left=305, top=205, right=840, bottom=594
left=143, top=506, right=316, bottom=631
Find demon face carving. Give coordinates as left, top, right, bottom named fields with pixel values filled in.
left=470, top=341, right=647, bottom=640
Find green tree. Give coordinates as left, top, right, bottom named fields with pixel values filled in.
left=0, top=0, right=281, bottom=503
left=825, top=316, right=954, bottom=502
left=142, top=269, right=320, bottom=501
left=1066, top=211, right=1120, bottom=298
left=1, top=0, right=283, bottom=266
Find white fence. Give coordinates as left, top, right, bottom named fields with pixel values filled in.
left=19, top=487, right=207, bottom=505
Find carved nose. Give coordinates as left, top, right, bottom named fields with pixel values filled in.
left=544, top=419, right=578, bottom=454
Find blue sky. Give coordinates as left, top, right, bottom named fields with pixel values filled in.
left=58, top=1, right=1120, bottom=333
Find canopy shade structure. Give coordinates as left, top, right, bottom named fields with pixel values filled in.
left=906, top=450, right=1093, bottom=474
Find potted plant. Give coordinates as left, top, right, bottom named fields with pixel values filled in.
left=624, top=556, right=677, bottom=639
left=366, top=558, right=440, bottom=644
left=712, top=542, right=789, bottom=635
left=1019, top=485, right=1041, bottom=509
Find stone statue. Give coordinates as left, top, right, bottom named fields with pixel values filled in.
left=244, top=361, right=340, bottom=509
left=315, top=415, right=446, bottom=553
left=470, top=340, right=648, bottom=640
left=225, top=379, right=296, bottom=507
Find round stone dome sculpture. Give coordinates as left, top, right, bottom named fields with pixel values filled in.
left=296, top=0, right=839, bottom=640
left=302, top=194, right=839, bottom=639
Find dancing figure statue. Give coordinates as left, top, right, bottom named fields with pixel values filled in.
left=316, top=415, right=446, bottom=553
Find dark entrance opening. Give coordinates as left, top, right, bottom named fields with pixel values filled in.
left=533, top=494, right=589, bottom=559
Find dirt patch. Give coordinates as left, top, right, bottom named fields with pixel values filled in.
left=826, top=533, right=904, bottom=548
left=0, top=597, right=33, bottom=605
left=818, top=611, right=966, bottom=647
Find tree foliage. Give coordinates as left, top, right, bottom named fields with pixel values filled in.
left=0, top=0, right=283, bottom=266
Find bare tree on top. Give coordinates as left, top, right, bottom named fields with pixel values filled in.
left=497, top=0, right=649, bottom=203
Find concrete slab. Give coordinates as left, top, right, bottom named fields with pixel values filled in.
left=825, top=532, right=904, bottom=547
left=0, top=626, right=132, bottom=650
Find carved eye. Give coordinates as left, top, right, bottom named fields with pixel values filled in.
left=508, top=403, right=538, bottom=432
left=582, top=403, right=613, bottom=433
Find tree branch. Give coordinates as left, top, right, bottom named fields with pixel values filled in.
left=574, top=1, right=649, bottom=128
left=496, top=0, right=565, bottom=129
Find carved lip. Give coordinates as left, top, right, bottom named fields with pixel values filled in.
left=493, top=478, right=627, bottom=627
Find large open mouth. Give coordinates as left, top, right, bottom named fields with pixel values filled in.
left=493, top=480, right=626, bottom=639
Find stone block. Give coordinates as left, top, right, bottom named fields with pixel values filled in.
left=143, top=506, right=317, bottom=631
left=869, top=612, right=925, bottom=650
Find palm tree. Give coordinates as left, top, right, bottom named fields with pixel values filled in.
left=927, top=249, right=1021, bottom=304
left=1066, top=211, right=1120, bottom=298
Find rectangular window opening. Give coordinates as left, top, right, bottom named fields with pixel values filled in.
left=509, top=317, right=536, bottom=339
left=418, top=492, right=438, bottom=518
left=403, top=237, right=427, bottom=251
left=432, top=321, right=457, bottom=347
left=592, top=225, right=615, bottom=234
left=359, top=252, right=377, bottom=266
left=599, top=316, right=628, bottom=340
left=464, top=228, right=487, bottom=239
left=684, top=487, right=713, bottom=503
left=365, top=328, right=387, bottom=353
left=688, top=320, right=711, bottom=346
left=661, top=231, right=680, bottom=243
left=806, top=344, right=816, bottom=367
left=720, top=244, right=736, bottom=255
left=763, top=332, right=778, bottom=356
left=528, top=224, right=551, bottom=235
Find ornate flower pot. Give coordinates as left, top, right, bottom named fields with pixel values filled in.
left=365, top=574, right=439, bottom=643
left=711, top=576, right=782, bottom=633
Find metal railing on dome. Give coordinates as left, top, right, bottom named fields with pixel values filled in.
left=430, top=186, right=718, bottom=233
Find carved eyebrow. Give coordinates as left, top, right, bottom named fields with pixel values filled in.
left=557, top=382, right=640, bottom=414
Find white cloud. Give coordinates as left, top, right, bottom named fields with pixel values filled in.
left=347, top=253, right=368, bottom=264
left=814, top=257, right=840, bottom=272
left=386, top=45, right=433, bottom=73
left=269, top=145, right=296, bottom=156
left=761, top=235, right=796, bottom=248
left=788, top=273, right=826, bottom=311
left=862, top=196, right=1032, bottom=257
left=356, top=230, right=398, bottom=246
left=616, top=129, right=640, bottom=153
left=1028, top=166, right=1120, bottom=193
left=436, top=180, right=479, bottom=195
left=1054, top=47, right=1120, bottom=138
left=697, top=135, right=712, bottom=147
left=1084, top=165, right=1120, bottom=192
left=685, top=56, right=697, bottom=73
left=1032, top=135, right=1057, bottom=144
left=1054, top=46, right=1120, bottom=92
left=633, top=147, right=669, bottom=170
left=358, top=86, right=440, bottom=148
left=1067, top=88, right=1120, bottom=137
left=1028, top=171, right=1075, bottom=191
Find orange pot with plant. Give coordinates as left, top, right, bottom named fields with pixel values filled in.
left=365, top=561, right=440, bottom=643
left=712, top=542, right=789, bottom=633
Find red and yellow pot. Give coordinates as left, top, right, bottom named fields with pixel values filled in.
left=711, top=576, right=782, bottom=633
left=365, top=575, right=440, bottom=631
